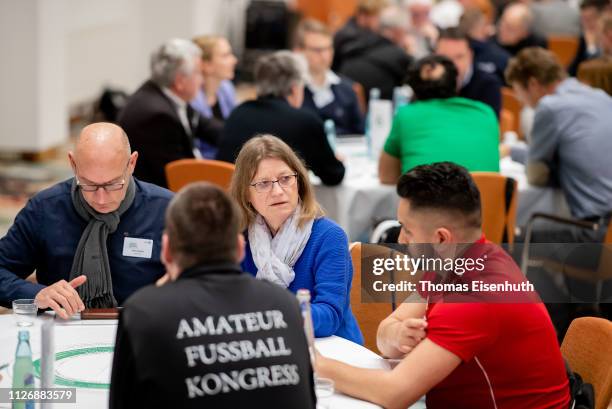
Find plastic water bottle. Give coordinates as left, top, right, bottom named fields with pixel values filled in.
left=297, top=289, right=316, bottom=366
left=12, top=330, right=34, bottom=409
left=324, top=119, right=336, bottom=152
left=365, top=88, right=381, bottom=159
left=41, top=319, right=55, bottom=409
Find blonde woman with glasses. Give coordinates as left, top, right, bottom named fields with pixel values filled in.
left=230, top=134, right=363, bottom=344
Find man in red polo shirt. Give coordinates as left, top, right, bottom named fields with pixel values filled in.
left=316, top=162, right=570, bottom=409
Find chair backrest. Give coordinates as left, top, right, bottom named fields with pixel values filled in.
left=500, top=108, right=517, bottom=136
left=471, top=172, right=518, bottom=244
left=561, top=316, right=612, bottom=409
left=604, top=218, right=612, bottom=245
left=548, top=35, right=580, bottom=68
left=352, top=81, right=367, bottom=115
left=165, top=159, right=235, bottom=193
left=596, top=218, right=612, bottom=282
left=349, top=242, right=393, bottom=353
left=501, top=87, right=523, bottom=139
left=578, top=58, right=612, bottom=97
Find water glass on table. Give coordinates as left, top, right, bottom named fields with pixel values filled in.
left=12, top=299, right=37, bottom=327
left=315, top=376, right=335, bottom=408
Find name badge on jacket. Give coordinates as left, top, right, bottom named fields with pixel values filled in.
left=122, top=237, right=153, bottom=259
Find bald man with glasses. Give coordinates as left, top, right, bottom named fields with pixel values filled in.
left=0, top=122, right=173, bottom=318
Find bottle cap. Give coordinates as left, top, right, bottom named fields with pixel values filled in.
left=297, top=289, right=311, bottom=301
left=18, top=330, right=30, bottom=341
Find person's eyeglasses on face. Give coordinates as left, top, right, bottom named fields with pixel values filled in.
left=304, top=46, right=333, bottom=54
left=250, top=173, right=298, bottom=193
left=75, top=161, right=130, bottom=192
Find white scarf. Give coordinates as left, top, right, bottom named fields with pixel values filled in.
left=248, top=206, right=314, bottom=287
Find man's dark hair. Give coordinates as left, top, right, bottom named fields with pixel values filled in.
left=437, top=27, right=470, bottom=43
left=406, top=55, right=459, bottom=101
left=397, top=162, right=482, bottom=228
left=165, top=182, right=241, bottom=269
left=580, top=0, right=607, bottom=11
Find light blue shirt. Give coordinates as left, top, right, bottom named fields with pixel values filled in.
left=528, top=78, right=612, bottom=218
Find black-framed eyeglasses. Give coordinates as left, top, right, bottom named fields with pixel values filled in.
left=250, top=174, right=298, bottom=193
left=76, top=160, right=130, bottom=192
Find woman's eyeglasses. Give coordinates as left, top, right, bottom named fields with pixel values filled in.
left=250, top=174, right=298, bottom=193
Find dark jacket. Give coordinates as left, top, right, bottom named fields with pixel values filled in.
left=470, top=38, right=512, bottom=84
left=302, top=76, right=365, bottom=135
left=216, top=96, right=345, bottom=186
left=460, top=67, right=503, bottom=118
left=110, top=262, right=316, bottom=409
left=0, top=178, right=172, bottom=306
left=118, top=80, right=222, bottom=188
left=492, top=32, right=548, bottom=56
left=568, top=35, right=600, bottom=77
left=337, top=35, right=413, bottom=101
left=332, top=17, right=383, bottom=71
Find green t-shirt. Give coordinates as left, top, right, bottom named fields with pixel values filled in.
left=383, top=97, right=500, bottom=173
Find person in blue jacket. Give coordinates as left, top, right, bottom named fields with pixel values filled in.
left=230, top=134, right=363, bottom=345
left=294, top=19, right=365, bottom=135
left=0, top=122, right=173, bottom=318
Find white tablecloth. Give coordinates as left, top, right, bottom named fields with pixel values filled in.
left=0, top=315, right=401, bottom=409
left=313, top=138, right=569, bottom=241
left=498, top=157, right=569, bottom=227
left=313, top=138, right=396, bottom=241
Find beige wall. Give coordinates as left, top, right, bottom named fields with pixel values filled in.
left=0, top=0, right=228, bottom=152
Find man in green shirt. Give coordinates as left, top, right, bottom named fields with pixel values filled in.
left=379, top=55, right=499, bottom=184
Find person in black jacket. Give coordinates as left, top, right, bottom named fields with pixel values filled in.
left=436, top=28, right=502, bottom=117
left=336, top=5, right=413, bottom=101
left=216, top=51, right=345, bottom=186
left=118, top=39, right=221, bottom=188
left=568, top=0, right=609, bottom=76
left=459, top=8, right=512, bottom=84
left=109, top=182, right=316, bottom=409
left=492, top=3, right=548, bottom=56
left=332, top=0, right=389, bottom=71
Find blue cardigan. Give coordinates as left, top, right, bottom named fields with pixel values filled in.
left=242, top=217, right=364, bottom=345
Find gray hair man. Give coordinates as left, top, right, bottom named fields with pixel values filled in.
left=493, top=3, right=548, bottom=55
left=379, top=5, right=411, bottom=50
left=0, top=122, right=173, bottom=317
left=216, top=50, right=345, bottom=186
left=118, top=38, right=222, bottom=188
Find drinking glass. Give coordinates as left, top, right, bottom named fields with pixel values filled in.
left=315, top=376, right=335, bottom=409
left=13, top=299, right=37, bottom=327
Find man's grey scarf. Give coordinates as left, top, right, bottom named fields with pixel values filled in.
left=69, top=177, right=136, bottom=308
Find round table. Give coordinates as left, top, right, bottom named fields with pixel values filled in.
left=313, top=138, right=569, bottom=241
left=0, top=314, right=388, bottom=409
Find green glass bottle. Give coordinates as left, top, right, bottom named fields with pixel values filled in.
left=12, top=330, right=34, bottom=409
